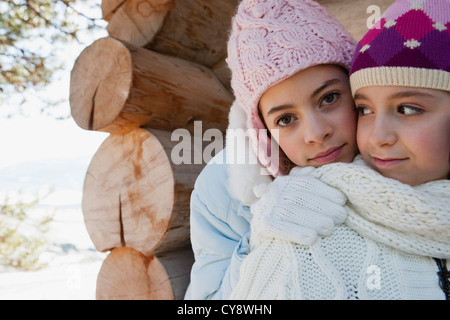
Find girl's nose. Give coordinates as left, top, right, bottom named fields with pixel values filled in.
left=303, top=113, right=333, bottom=144
left=368, top=115, right=397, bottom=147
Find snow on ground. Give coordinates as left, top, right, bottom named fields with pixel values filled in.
left=0, top=201, right=108, bottom=300
left=0, top=195, right=109, bottom=300
left=0, top=126, right=109, bottom=299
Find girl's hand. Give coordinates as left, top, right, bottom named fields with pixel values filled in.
left=250, top=168, right=347, bottom=245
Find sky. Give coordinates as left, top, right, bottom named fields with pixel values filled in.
left=0, top=2, right=112, bottom=219
left=0, top=115, right=107, bottom=169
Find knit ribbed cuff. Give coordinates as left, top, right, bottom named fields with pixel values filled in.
left=350, top=67, right=450, bottom=96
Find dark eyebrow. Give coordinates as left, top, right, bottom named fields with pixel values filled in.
left=266, top=104, right=294, bottom=116
left=312, top=79, right=341, bottom=98
left=354, top=92, right=368, bottom=101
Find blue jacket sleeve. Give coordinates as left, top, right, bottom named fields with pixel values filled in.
left=185, top=149, right=251, bottom=300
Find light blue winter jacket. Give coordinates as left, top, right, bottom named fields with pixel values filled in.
left=184, top=149, right=251, bottom=300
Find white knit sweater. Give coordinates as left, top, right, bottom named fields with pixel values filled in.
left=230, top=157, right=449, bottom=300
left=231, top=225, right=444, bottom=299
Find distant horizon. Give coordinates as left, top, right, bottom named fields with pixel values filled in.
left=0, top=116, right=107, bottom=169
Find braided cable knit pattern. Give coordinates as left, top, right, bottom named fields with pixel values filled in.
left=232, top=224, right=445, bottom=299
left=311, top=156, right=450, bottom=259
left=230, top=156, right=449, bottom=300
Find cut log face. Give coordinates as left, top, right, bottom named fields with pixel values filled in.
left=69, top=37, right=133, bottom=133
left=106, top=0, right=174, bottom=46
left=69, top=37, right=232, bottom=134
left=82, top=128, right=207, bottom=256
left=101, top=0, right=127, bottom=21
left=96, top=247, right=174, bottom=300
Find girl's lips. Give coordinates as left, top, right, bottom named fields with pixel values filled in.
left=311, top=145, right=344, bottom=164
left=373, top=157, right=407, bottom=168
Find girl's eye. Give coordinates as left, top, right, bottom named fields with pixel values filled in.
left=322, top=92, right=338, bottom=104
left=275, top=114, right=295, bottom=127
left=355, top=105, right=372, bottom=116
left=397, top=105, right=422, bottom=115
left=321, top=92, right=339, bottom=105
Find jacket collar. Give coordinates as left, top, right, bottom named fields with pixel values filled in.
left=225, top=101, right=273, bottom=206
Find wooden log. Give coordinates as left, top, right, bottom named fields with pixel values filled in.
left=317, top=0, right=395, bottom=41
left=155, top=246, right=194, bottom=300
left=105, top=0, right=174, bottom=45
left=101, top=0, right=127, bottom=21
left=69, top=36, right=232, bottom=135
left=105, top=0, right=239, bottom=67
left=145, top=0, right=239, bottom=67
left=96, top=247, right=174, bottom=300
left=82, top=127, right=214, bottom=256
left=211, top=58, right=232, bottom=94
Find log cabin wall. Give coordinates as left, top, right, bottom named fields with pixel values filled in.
left=69, top=0, right=395, bottom=300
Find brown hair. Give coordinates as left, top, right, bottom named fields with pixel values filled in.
left=278, top=148, right=296, bottom=175
left=258, top=109, right=296, bottom=175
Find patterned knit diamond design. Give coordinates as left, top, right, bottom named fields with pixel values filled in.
left=351, top=0, right=450, bottom=74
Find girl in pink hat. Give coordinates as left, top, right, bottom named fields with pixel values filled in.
left=187, top=0, right=359, bottom=299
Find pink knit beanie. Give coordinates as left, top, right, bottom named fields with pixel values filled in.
left=227, top=0, right=356, bottom=176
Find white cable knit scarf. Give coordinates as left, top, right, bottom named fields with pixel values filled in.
left=230, top=157, right=449, bottom=300
left=309, top=156, right=450, bottom=259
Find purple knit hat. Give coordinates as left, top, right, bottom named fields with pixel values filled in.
left=350, top=0, right=450, bottom=95
left=227, top=0, right=356, bottom=176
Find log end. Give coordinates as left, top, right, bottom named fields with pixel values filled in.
left=96, top=247, right=174, bottom=300
left=82, top=129, right=177, bottom=256
left=106, top=0, right=174, bottom=47
left=101, top=0, right=127, bottom=21
left=69, top=37, right=133, bottom=132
